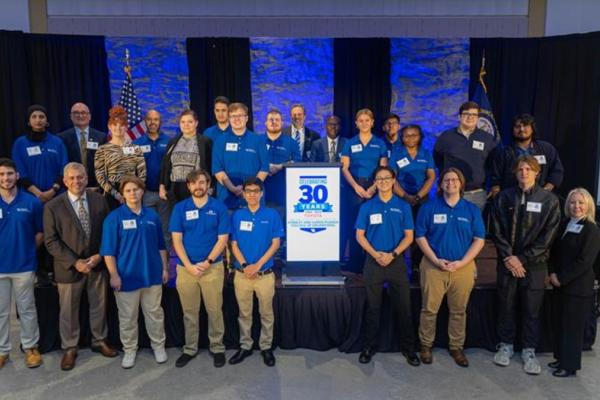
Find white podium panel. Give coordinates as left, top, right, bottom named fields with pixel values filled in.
left=285, top=165, right=341, bottom=262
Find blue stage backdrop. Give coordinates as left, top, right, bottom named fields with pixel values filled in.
left=105, top=37, right=190, bottom=136
left=390, top=38, right=470, bottom=153
left=250, top=38, right=334, bottom=136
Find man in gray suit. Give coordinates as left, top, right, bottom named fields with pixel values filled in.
left=44, top=162, right=117, bottom=371
left=283, top=104, right=320, bottom=162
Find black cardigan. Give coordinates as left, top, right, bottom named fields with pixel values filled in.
left=550, top=219, right=600, bottom=297
left=159, top=132, right=212, bottom=190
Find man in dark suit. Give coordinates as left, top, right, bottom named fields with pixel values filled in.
left=309, top=115, right=346, bottom=163
left=44, top=162, right=117, bottom=371
left=283, top=103, right=320, bottom=162
left=58, top=102, right=107, bottom=189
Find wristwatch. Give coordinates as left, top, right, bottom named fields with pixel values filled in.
left=392, top=250, right=400, bottom=259
left=415, top=194, right=421, bottom=202
left=207, top=258, right=214, bottom=265
left=241, top=262, right=249, bottom=269
left=51, top=183, right=61, bottom=192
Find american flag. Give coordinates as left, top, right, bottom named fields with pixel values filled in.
left=117, top=72, right=146, bottom=141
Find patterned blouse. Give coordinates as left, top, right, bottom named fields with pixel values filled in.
left=94, top=143, right=146, bottom=198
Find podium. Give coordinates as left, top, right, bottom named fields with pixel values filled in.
left=282, top=162, right=345, bottom=286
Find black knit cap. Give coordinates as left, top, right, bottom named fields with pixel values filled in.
left=26, top=104, right=48, bottom=120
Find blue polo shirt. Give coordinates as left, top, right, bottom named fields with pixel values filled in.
left=355, top=194, right=414, bottom=252
left=203, top=124, right=232, bottom=143
left=0, top=190, right=43, bottom=273
left=212, top=130, right=270, bottom=209
left=231, top=206, right=284, bottom=271
left=341, top=135, right=387, bottom=180
left=12, top=132, right=68, bottom=191
left=384, top=136, right=401, bottom=158
left=415, top=196, right=485, bottom=261
left=100, top=205, right=166, bottom=292
left=169, top=197, right=230, bottom=264
left=433, top=128, right=497, bottom=191
left=133, top=133, right=169, bottom=191
left=265, top=133, right=302, bottom=206
left=390, top=146, right=435, bottom=195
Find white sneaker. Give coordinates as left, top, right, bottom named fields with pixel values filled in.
left=121, top=351, right=137, bottom=369
left=153, top=347, right=168, bottom=364
left=493, top=343, right=514, bottom=367
left=521, top=348, right=541, bottom=375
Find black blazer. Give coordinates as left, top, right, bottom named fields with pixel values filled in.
left=283, top=126, right=321, bottom=162
left=309, top=136, right=347, bottom=162
left=550, top=219, right=600, bottom=297
left=43, top=190, right=110, bottom=283
left=58, top=127, right=107, bottom=187
left=160, top=132, right=212, bottom=190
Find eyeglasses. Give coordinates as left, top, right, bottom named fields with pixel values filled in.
left=460, top=112, right=479, bottom=118
left=375, top=176, right=394, bottom=182
left=244, top=188, right=261, bottom=194
left=230, top=114, right=247, bottom=120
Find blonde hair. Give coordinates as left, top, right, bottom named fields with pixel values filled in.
left=564, top=187, right=596, bottom=222
left=355, top=108, right=374, bottom=121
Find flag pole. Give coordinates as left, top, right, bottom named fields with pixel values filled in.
left=124, top=48, right=131, bottom=78
left=479, top=50, right=487, bottom=93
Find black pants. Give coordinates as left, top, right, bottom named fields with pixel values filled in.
left=554, top=292, right=592, bottom=371
left=363, top=255, right=415, bottom=352
left=497, top=268, right=546, bottom=349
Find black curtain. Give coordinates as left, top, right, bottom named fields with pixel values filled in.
left=470, top=32, right=600, bottom=197
left=333, top=38, right=391, bottom=138
left=186, top=38, right=253, bottom=131
left=0, top=31, right=111, bottom=157
left=0, top=31, right=30, bottom=157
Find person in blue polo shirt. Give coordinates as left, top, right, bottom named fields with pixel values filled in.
left=133, top=110, right=170, bottom=246
left=100, top=175, right=169, bottom=369
left=12, top=105, right=68, bottom=204
left=202, top=96, right=232, bottom=143
left=390, top=124, right=436, bottom=274
left=415, top=167, right=485, bottom=368
left=341, top=108, right=388, bottom=272
left=169, top=169, right=230, bottom=369
left=355, top=166, right=419, bottom=367
left=433, top=101, right=497, bottom=210
left=264, top=109, right=301, bottom=211
left=212, top=103, right=269, bottom=210
left=0, top=158, right=43, bottom=369
left=228, top=178, right=284, bottom=367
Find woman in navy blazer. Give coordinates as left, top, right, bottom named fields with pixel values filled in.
left=549, top=188, right=600, bottom=377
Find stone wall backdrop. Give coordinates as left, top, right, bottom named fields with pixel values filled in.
left=105, top=37, right=190, bottom=137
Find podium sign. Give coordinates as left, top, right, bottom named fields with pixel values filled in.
left=285, top=163, right=341, bottom=262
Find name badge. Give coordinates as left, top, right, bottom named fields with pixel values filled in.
left=351, top=144, right=363, bottom=153
left=526, top=202, right=542, bottom=213
left=122, top=219, right=137, bottom=229
left=0, top=209, right=3, bottom=219
left=472, top=140, right=485, bottom=151
left=26, top=146, right=42, bottom=156
left=122, top=146, right=135, bottom=155
left=369, top=213, right=383, bottom=225
left=433, top=214, right=447, bottom=224
left=140, top=145, right=151, bottom=153
left=185, top=210, right=199, bottom=220
left=240, top=221, right=253, bottom=232
left=226, top=143, right=238, bottom=152
left=396, top=157, right=410, bottom=169
left=534, top=155, right=547, bottom=165
left=567, top=224, right=584, bottom=234
left=266, top=144, right=270, bottom=150
left=87, top=141, right=99, bottom=150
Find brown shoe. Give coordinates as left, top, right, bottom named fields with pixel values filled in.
left=449, top=349, right=469, bottom=367
left=0, top=354, right=8, bottom=369
left=420, top=346, right=433, bottom=364
left=61, top=348, right=78, bottom=371
left=24, top=348, right=42, bottom=368
left=91, top=342, right=118, bottom=358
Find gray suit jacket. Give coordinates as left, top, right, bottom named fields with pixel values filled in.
left=44, top=190, right=110, bottom=283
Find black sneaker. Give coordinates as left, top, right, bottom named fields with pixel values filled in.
left=359, top=348, right=375, bottom=364
left=175, top=353, right=195, bottom=368
left=213, top=352, right=226, bottom=368
left=402, top=351, right=421, bottom=367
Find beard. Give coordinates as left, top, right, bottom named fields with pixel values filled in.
left=192, top=189, right=206, bottom=198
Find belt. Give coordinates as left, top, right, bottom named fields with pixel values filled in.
left=236, top=269, right=273, bottom=276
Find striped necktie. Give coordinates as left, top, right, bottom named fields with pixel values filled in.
left=77, top=197, right=91, bottom=240
left=79, top=130, right=87, bottom=168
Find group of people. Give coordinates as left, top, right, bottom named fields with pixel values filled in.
left=0, top=98, right=597, bottom=380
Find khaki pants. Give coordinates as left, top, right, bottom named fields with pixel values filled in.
left=419, top=257, right=475, bottom=350
left=57, top=270, right=108, bottom=349
left=114, top=285, right=165, bottom=353
left=176, top=262, right=225, bottom=355
left=234, top=271, right=275, bottom=351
